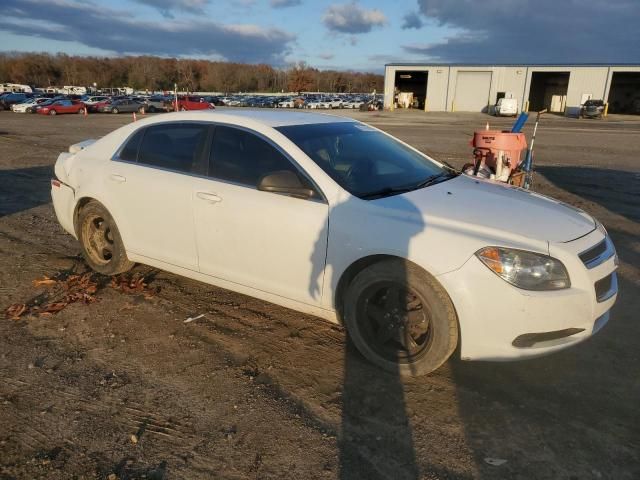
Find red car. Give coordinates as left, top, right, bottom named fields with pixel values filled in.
left=168, top=96, right=214, bottom=111
left=38, top=99, right=86, bottom=116
left=88, top=99, right=112, bottom=112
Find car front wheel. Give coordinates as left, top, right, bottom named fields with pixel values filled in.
left=343, top=259, right=458, bottom=376
left=49, top=110, right=57, bottom=115
left=78, top=201, right=134, bottom=275
left=112, top=108, right=119, bottom=114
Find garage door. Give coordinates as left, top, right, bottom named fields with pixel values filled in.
left=454, top=71, right=492, bottom=112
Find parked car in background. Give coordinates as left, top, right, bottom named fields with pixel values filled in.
left=101, top=98, right=145, bottom=114
left=168, top=95, right=214, bottom=111
left=11, top=97, right=52, bottom=113
left=89, top=98, right=112, bottom=113
left=144, top=96, right=170, bottom=113
left=580, top=99, right=605, bottom=119
left=32, top=98, right=57, bottom=113
left=202, top=96, right=225, bottom=107
left=0, top=92, right=34, bottom=111
left=277, top=97, right=295, bottom=108
left=343, top=99, right=365, bottom=109
left=82, top=96, right=110, bottom=110
left=494, top=98, right=518, bottom=116
left=37, top=99, right=86, bottom=115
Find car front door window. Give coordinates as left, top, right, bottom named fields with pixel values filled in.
left=209, top=125, right=317, bottom=197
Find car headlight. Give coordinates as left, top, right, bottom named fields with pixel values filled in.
left=476, top=247, right=570, bottom=290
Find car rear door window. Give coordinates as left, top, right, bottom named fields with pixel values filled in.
left=118, top=129, right=145, bottom=162
left=137, top=123, right=208, bottom=174
left=209, top=126, right=301, bottom=188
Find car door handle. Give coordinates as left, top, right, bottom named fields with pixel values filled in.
left=110, top=174, right=126, bottom=183
left=196, top=192, right=222, bottom=203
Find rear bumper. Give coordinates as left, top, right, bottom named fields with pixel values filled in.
left=437, top=229, right=617, bottom=361
left=51, top=179, right=77, bottom=239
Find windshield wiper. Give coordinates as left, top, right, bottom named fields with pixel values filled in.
left=360, top=171, right=458, bottom=200
left=412, top=171, right=458, bottom=189
left=359, top=185, right=416, bottom=200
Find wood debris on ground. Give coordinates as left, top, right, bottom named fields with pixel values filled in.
left=4, top=270, right=159, bottom=320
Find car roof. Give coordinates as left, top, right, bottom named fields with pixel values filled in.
left=140, top=109, right=355, bottom=128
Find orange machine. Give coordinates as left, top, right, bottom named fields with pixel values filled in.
left=467, top=130, right=527, bottom=184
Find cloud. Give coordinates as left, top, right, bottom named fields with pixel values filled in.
left=270, top=0, right=301, bottom=8
left=401, top=11, right=423, bottom=29
left=415, top=0, right=640, bottom=62
left=401, top=43, right=433, bottom=56
left=0, top=0, right=295, bottom=64
left=323, top=2, right=386, bottom=34
left=318, top=52, right=335, bottom=60
left=131, top=0, right=209, bottom=18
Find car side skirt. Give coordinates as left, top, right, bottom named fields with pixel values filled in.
left=127, top=252, right=339, bottom=324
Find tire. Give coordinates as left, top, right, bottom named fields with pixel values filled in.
left=112, top=108, right=119, bottom=114
left=49, top=109, right=57, bottom=115
left=78, top=108, right=85, bottom=114
left=180, top=106, right=187, bottom=111
left=343, top=259, right=458, bottom=376
left=77, top=201, right=134, bottom=276
left=148, top=106, right=156, bottom=113
left=138, top=106, right=145, bottom=114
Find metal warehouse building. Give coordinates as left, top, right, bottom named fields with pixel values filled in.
left=384, top=64, right=640, bottom=115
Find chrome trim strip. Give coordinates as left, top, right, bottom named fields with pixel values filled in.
left=581, top=236, right=616, bottom=269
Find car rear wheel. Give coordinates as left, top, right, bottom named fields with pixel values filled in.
left=49, top=110, right=57, bottom=115
left=78, top=201, right=134, bottom=275
left=343, top=259, right=458, bottom=376
left=112, top=108, right=119, bottom=114
left=148, top=106, right=156, bottom=113
left=138, top=106, right=145, bottom=114
left=77, top=108, right=85, bottom=114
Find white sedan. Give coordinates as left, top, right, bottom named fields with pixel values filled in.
left=11, top=97, right=51, bottom=113
left=51, top=110, right=618, bottom=375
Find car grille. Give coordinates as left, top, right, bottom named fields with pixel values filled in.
left=595, top=272, right=617, bottom=302
left=579, top=238, right=615, bottom=269
left=579, top=240, right=607, bottom=265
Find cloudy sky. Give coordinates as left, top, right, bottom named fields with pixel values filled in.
left=1, top=0, right=638, bottom=72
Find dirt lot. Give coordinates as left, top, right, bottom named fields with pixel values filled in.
left=1, top=109, right=639, bottom=480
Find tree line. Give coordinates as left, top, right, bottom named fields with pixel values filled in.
left=0, top=52, right=383, bottom=94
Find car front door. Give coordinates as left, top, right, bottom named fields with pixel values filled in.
left=105, top=122, right=210, bottom=270
left=193, top=125, right=329, bottom=306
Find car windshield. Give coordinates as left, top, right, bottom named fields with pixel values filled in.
left=276, top=122, right=455, bottom=199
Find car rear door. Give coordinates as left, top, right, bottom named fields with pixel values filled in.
left=193, top=125, right=329, bottom=306
left=105, top=122, right=211, bottom=270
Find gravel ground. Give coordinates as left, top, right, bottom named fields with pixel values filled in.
left=1, top=108, right=639, bottom=480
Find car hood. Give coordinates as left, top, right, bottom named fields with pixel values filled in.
left=383, top=175, right=595, bottom=243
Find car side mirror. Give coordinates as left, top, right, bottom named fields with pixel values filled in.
left=258, top=170, right=315, bottom=199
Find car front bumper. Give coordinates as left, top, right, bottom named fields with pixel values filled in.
left=437, top=229, right=617, bottom=361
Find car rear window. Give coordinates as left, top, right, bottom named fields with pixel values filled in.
left=137, top=123, right=209, bottom=174
left=118, top=129, right=144, bottom=162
